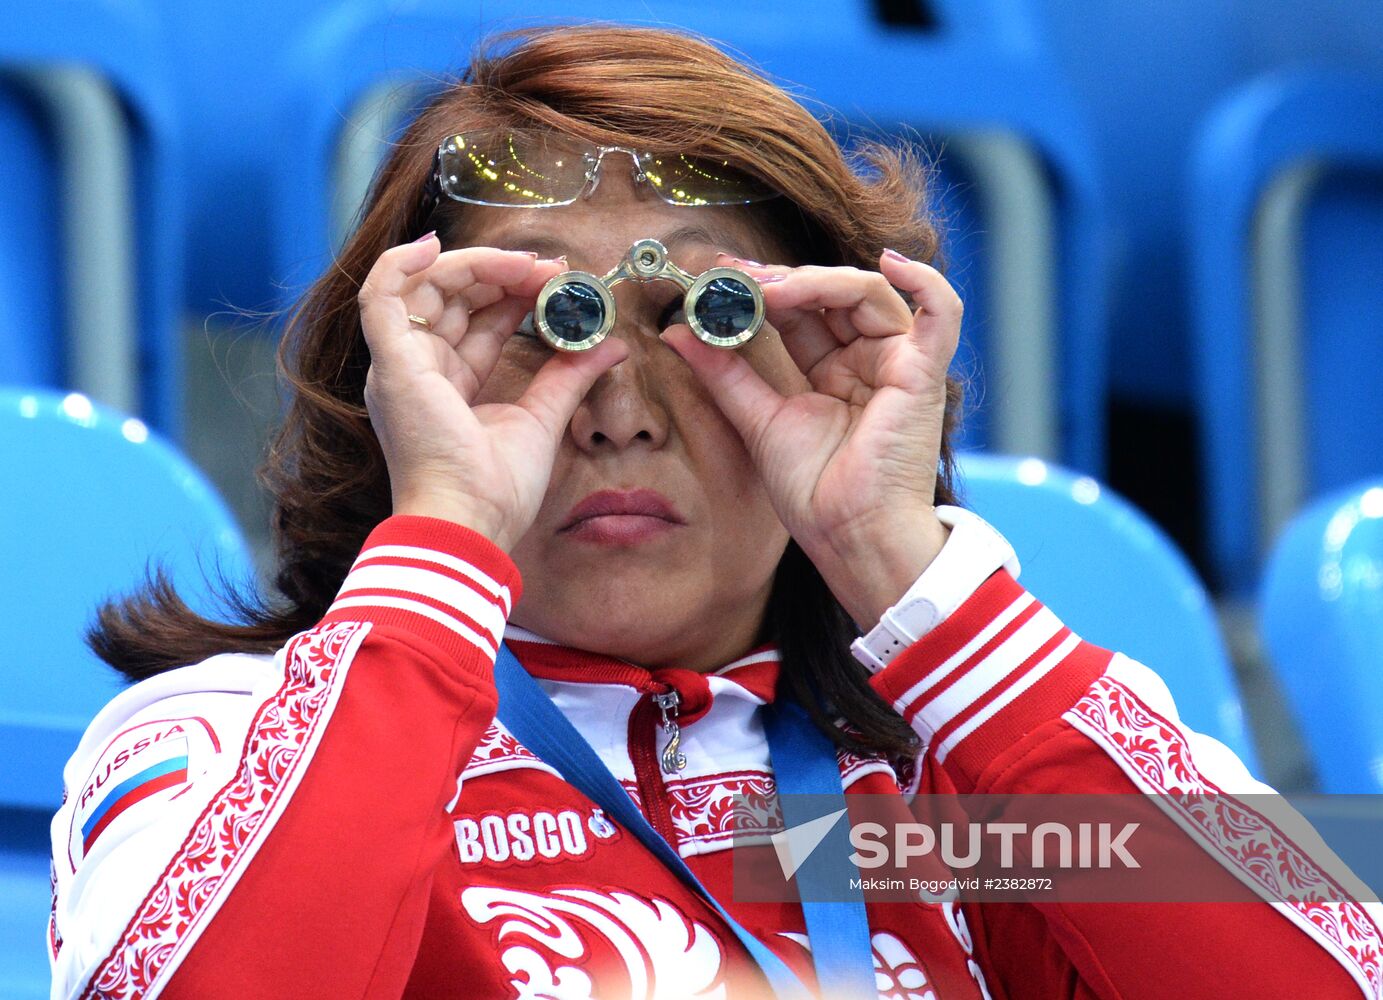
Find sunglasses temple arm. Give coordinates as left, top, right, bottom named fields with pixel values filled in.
left=416, top=148, right=444, bottom=227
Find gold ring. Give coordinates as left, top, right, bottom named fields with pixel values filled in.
left=407, top=313, right=433, bottom=330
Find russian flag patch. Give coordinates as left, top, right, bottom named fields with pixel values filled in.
left=67, top=717, right=216, bottom=868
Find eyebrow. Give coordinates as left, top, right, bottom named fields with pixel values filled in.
left=480, top=222, right=756, bottom=263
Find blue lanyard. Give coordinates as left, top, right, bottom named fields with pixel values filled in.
left=493, top=642, right=875, bottom=1000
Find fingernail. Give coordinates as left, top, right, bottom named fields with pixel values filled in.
left=734, top=257, right=766, bottom=268
left=538, top=254, right=567, bottom=265
left=883, top=247, right=911, bottom=263
left=757, top=274, right=787, bottom=284
left=412, top=230, right=437, bottom=243
left=520, top=251, right=539, bottom=259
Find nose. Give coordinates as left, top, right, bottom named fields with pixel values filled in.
left=568, top=320, right=671, bottom=453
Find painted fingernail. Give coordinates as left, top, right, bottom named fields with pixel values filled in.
left=883, top=247, right=911, bottom=263
left=412, top=230, right=437, bottom=243
left=733, top=256, right=766, bottom=268
left=537, top=254, right=567, bottom=265
left=757, top=274, right=787, bottom=284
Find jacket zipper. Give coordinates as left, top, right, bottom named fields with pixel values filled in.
left=653, top=690, right=688, bottom=773
left=628, top=684, right=685, bottom=847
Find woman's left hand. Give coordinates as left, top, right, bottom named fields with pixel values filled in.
left=658, top=249, right=961, bottom=629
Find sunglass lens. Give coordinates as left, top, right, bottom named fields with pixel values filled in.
left=439, top=132, right=587, bottom=207
left=692, top=276, right=758, bottom=338
left=636, top=153, right=776, bottom=205
left=542, top=282, right=607, bottom=344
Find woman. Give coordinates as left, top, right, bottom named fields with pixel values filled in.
left=50, top=24, right=1379, bottom=1000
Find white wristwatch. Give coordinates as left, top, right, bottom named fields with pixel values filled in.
left=849, top=506, right=1021, bottom=673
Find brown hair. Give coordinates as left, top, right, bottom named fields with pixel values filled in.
left=90, top=24, right=963, bottom=761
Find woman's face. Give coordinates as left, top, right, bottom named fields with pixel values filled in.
left=463, top=164, right=811, bottom=671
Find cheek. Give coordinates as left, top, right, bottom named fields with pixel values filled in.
left=472, top=346, right=545, bottom=405
left=667, top=338, right=803, bottom=499
left=673, top=389, right=772, bottom=514
left=694, top=423, right=759, bottom=494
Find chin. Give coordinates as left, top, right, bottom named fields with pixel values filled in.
left=554, top=615, right=669, bottom=662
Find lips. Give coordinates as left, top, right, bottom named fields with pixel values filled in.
left=560, top=489, right=684, bottom=531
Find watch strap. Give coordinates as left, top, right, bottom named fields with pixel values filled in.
left=849, top=506, right=1020, bottom=673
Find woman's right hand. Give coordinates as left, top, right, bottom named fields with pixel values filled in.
left=358, top=234, right=628, bottom=551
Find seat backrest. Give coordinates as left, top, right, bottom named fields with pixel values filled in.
left=0, top=387, right=253, bottom=996
left=1188, top=70, right=1383, bottom=593
left=0, top=808, right=55, bottom=1000
left=0, top=0, right=186, bottom=436
left=955, top=452, right=1259, bottom=768
left=0, top=388, right=255, bottom=814
left=1260, top=481, right=1383, bottom=793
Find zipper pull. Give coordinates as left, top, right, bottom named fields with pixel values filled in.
left=653, top=689, right=687, bottom=773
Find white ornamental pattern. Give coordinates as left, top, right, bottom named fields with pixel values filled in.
left=872, top=931, right=937, bottom=1000
left=837, top=746, right=921, bottom=796
left=665, top=771, right=781, bottom=852
left=1069, top=674, right=1383, bottom=999
left=79, top=621, right=366, bottom=1000
left=460, top=885, right=729, bottom=999
left=609, top=755, right=919, bottom=859
left=617, top=772, right=785, bottom=856
left=49, top=791, right=66, bottom=961
left=837, top=749, right=898, bottom=790
left=464, top=721, right=565, bottom=781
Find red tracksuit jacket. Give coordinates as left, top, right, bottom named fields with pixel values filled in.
left=48, top=515, right=1383, bottom=999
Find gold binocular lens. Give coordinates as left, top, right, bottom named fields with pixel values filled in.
left=533, top=239, right=766, bottom=352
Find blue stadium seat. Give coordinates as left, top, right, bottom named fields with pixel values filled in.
left=956, top=452, right=1259, bottom=769
left=1188, top=70, right=1383, bottom=593
left=260, top=0, right=1110, bottom=471
left=0, top=812, right=53, bottom=1000
left=1018, top=2, right=1383, bottom=415
left=0, top=388, right=253, bottom=994
left=1, top=0, right=187, bottom=436
left=1260, top=480, right=1383, bottom=793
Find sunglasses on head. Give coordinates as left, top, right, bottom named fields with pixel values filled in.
left=418, top=129, right=780, bottom=215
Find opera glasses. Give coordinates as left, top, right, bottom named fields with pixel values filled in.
left=533, top=239, right=765, bottom=352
